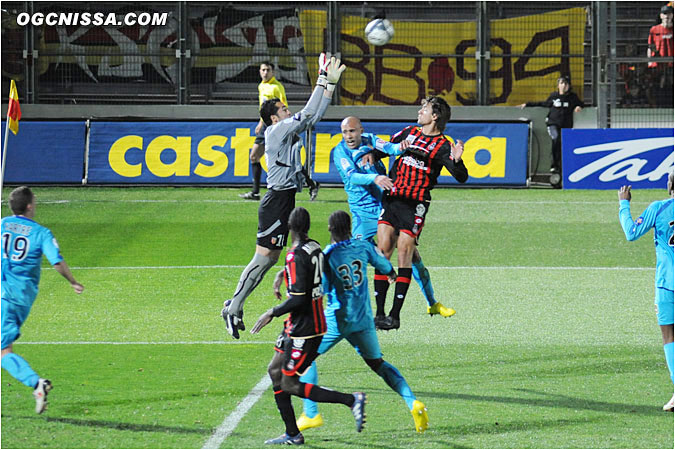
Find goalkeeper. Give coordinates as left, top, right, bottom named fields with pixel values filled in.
left=221, top=53, right=346, bottom=339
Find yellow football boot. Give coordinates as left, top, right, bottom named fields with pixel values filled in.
left=427, top=302, right=456, bottom=317
left=297, top=412, right=324, bottom=431
left=411, top=400, right=429, bottom=433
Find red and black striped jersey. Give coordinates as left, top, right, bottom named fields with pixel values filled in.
left=273, top=238, right=327, bottom=338
left=389, top=126, right=468, bottom=201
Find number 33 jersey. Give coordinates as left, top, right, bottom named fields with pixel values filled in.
left=322, top=239, right=394, bottom=335
left=282, top=238, right=327, bottom=338
left=2, top=216, right=63, bottom=307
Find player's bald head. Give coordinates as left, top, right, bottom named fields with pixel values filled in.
left=341, top=116, right=362, bottom=130
left=341, top=116, right=364, bottom=149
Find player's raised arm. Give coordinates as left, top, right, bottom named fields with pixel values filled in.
left=439, top=139, right=469, bottom=183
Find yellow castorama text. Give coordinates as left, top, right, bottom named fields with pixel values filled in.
left=108, top=129, right=505, bottom=178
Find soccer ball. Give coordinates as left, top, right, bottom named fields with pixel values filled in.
left=365, top=19, right=394, bottom=46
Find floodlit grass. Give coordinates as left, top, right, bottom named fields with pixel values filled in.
left=1, top=186, right=672, bottom=449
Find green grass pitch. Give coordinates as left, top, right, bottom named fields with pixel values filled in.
left=1, top=186, right=673, bottom=449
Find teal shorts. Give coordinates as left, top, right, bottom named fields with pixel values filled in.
left=351, top=208, right=380, bottom=243
left=1, top=299, right=31, bottom=350
left=318, top=313, right=382, bottom=360
left=655, top=287, right=674, bottom=326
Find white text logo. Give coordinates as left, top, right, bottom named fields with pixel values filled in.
left=16, top=12, right=169, bottom=27
left=568, top=137, right=673, bottom=183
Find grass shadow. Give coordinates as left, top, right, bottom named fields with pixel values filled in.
left=8, top=414, right=210, bottom=435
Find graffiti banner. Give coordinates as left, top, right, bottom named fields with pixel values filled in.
left=300, top=8, right=585, bottom=106
left=2, top=5, right=309, bottom=87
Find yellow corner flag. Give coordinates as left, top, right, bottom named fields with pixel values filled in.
left=8, top=80, right=21, bottom=135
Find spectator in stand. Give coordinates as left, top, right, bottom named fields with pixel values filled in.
left=621, top=80, right=649, bottom=107
left=519, top=75, right=583, bottom=175
left=647, top=4, right=674, bottom=106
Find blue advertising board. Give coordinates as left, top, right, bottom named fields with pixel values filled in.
left=312, top=121, right=529, bottom=186
left=88, top=121, right=529, bottom=186
left=88, top=122, right=262, bottom=184
left=562, top=128, right=674, bottom=190
left=1, top=121, right=85, bottom=183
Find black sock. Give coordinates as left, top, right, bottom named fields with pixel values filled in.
left=273, top=386, right=300, bottom=436
left=390, top=267, right=412, bottom=320
left=252, top=162, right=262, bottom=194
left=301, top=382, right=354, bottom=407
left=374, top=270, right=390, bottom=317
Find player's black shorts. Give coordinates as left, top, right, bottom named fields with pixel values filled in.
left=257, top=188, right=296, bottom=249
left=254, top=123, right=267, bottom=145
left=378, top=196, right=430, bottom=239
left=274, top=328, right=323, bottom=377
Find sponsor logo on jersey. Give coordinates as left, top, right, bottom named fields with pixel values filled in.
left=402, top=155, right=426, bottom=170
left=341, top=158, right=351, bottom=171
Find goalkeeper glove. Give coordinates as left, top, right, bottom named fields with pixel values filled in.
left=316, top=52, right=330, bottom=88
left=325, top=56, right=346, bottom=93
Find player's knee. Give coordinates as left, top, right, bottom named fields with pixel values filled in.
left=267, top=362, right=282, bottom=384
left=661, top=324, right=674, bottom=345
left=364, top=357, right=384, bottom=373
left=280, top=375, right=301, bottom=396
left=1, top=345, right=13, bottom=357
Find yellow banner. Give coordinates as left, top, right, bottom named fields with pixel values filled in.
left=300, top=8, right=585, bottom=106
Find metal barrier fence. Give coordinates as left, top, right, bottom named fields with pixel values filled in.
left=1, top=1, right=673, bottom=127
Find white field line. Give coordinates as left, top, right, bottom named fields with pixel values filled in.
left=41, top=198, right=653, bottom=206
left=201, top=375, right=272, bottom=449
left=56, top=265, right=654, bottom=271
left=18, top=341, right=275, bottom=345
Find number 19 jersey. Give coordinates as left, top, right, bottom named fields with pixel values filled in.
left=1, top=216, right=63, bottom=307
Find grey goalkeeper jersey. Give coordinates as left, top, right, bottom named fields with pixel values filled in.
left=264, top=86, right=331, bottom=191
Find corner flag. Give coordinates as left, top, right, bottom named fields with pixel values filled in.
left=8, top=79, right=21, bottom=135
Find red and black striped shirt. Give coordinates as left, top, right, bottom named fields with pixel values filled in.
left=272, top=238, right=327, bottom=338
left=389, top=126, right=468, bottom=202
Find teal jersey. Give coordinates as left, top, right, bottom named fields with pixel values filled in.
left=1, top=216, right=63, bottom=307
left=333, top=133, right=403, bottom=211
left=619, top=198, right=674, bottom=289
left=322, top=239, right=393, bottom=335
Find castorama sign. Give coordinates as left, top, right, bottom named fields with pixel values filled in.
left=562, top=129, right=674, bottom=189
